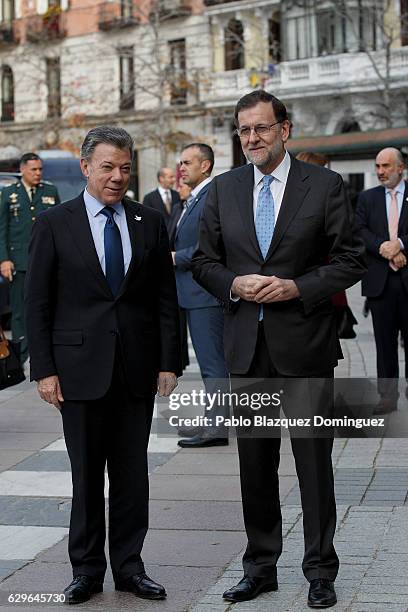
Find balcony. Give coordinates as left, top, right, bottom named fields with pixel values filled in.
left=26, top=11, right=66, bottom=43
left=98, top=3, right=139, bottom=31
left=204, top=0, right=241, bottom=5
left=202, top=49, right=408, bottom=105
left=157, top=0, right=192, bottom=20
left=0, top=24, right=17, bottom=47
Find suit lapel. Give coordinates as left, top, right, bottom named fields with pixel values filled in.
left=265, top=156, right=309, bottom=260
left=235, top=164, right=261, bottom=258
left=398, top=181, right=408, bottom=231
left=116, top=200, right=145, bottom=298
left=378, top=186, right=388, bottom=236
left=176, top=183, right=210, bottom=236
left=64, top=193, right=112, bottom=297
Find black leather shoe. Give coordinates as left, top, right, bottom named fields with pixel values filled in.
left=115, top=573, right=166, bottom=600
left=307, top=579, right=337, bottom=608
left=223, top=575, right=278, bottom=602
left=178, top=435, right=228, bottom=448
left=63, top=576, right=103, bottom=605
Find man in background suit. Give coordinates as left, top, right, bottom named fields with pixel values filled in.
left=356, top=147, right=408, bottom=413
left=143, top=167, right=180, bottom=229
left=0, top=152, right=60, bottom=363
left=192, top=91, right=365, bottom=607
left=25, top=126, right=180, bottom=604
left=173, top=143, right=229, bottom=447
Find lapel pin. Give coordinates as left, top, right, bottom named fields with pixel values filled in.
left=135, top=215, right=142, bottom=221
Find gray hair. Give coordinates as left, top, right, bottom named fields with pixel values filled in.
left=80, top=125, right=133, bottom=161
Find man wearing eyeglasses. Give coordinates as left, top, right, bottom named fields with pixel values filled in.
left=192, top=90, right=365, bottom=608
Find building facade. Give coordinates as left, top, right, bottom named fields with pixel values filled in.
left=0, top=0, right=407, bottom=197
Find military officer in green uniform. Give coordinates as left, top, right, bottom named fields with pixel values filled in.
left=0, top=153, right=60, bottom=363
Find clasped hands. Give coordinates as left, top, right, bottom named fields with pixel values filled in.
left=231, top=274, right=300, bottom=303
left=379, top=240, right=407, bottom=269
left=38, top=371, right=178, bottom=410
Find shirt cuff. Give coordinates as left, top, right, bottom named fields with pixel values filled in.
left=230, top=290, right=240, bottom=302
left=399, top=238, right=405, bottom=250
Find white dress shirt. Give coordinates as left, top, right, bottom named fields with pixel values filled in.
left=83, top=188, right=132, bottom=275
left=158, top=185, right=171, bottom=205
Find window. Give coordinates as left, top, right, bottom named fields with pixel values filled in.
left=316, top=11, right=346, bottom=56
left=119, top=46, right=134, bottom=111
left=285, top=15, right=313, bottom=60
left=402, top=0, right=408, bottom=46
left=169, top=39, right=187, bottom=105
left=121, top=0, right=133, bottom=20
left=225, top=19, right=244, bottom=70
left=46, top=58, right=61, bottom=118
left=1, top=65, right=14, bottom=121
left=268, top=14, right=281, bottom=64
left=1, top=0, right=14, bottom=23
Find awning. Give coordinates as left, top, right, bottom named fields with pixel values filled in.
left=286, top=127, right=408, bottom=160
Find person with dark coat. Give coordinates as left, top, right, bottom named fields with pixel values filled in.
left=142, top=167, right=180, bottom=230
left=355, top=147, right=408, bottom=413
left=192, top=91, right=366, bottom=608
left=25, top=126, right=180, bottom=605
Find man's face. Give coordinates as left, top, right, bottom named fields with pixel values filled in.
left=237, top=101, right=289, bottom=173
left=21, top=160, right=43, bottom=187
left=179, top=147, right=209, bottom=189
left=80, top=143, right=131, bottom=205
left=376, top=150, right=404, bottom=189
left=159, top=168, right=175, bottom=190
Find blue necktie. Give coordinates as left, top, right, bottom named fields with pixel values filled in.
left=100, top=206, right=124, bottom=296
left=255, top=175, right=275, bottom=320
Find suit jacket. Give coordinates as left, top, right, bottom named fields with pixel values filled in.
left=25, top=193, right=181, bottom=400
left=168, top=200, right=183, bottom=250
left=174, top=181, right=219, bottom=310
left=192, top=157, right=366, bottom=376
left=142, top=188, right=180, bottom=229
left=355, top=182, right=408, bottom=297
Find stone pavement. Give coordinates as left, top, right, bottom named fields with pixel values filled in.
left=0, top=283, right=407, bottom=611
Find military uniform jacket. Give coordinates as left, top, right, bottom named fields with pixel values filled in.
left=0, top=181, right=60, bottom=271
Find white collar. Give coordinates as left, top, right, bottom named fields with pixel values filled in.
left=386, top=178, right=405, bottom=196
left=190, top=176, right=212, bottom=199
left=253, top=150, right=291, bottom=187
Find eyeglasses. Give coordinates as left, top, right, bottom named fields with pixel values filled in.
left=234, top=121, right=282, bottom=140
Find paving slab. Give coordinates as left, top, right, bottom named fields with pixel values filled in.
left=149, top=499, right=244, bottom=531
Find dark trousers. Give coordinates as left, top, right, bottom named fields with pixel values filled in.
left=233, top=324, right=339, bottom=582
left=185, top=306, right=229, bottom=437
left=10, top=271, right=28, bottom=363
left=61, top=350, right=154, bottom=581
left=368, top=272, right=408, bottom=400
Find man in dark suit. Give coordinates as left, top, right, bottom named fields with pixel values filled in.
left=25, top=126, right=180, bottom=604
left=173, top=143, right=229, bottom=447
left=192, top=91, right=365, bottom=607
left=355, top=147, right=408, bottom=413
left=142, top=167, right=180, bottom=229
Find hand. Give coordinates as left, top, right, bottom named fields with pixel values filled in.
left=37, top=375, right=64, bottom=410
left=157, top=371, right=178, bottom=397
left=379, top=240, right=401, bottom=260
left=392, top=252, right=407, bottom=269
left=0, top=260, right=14, bottom=281
left=254, top=276, right=300, bottom=303
left=231, top=274, right=271, bottom=301
left=171, top=251, right=176, bottom=266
